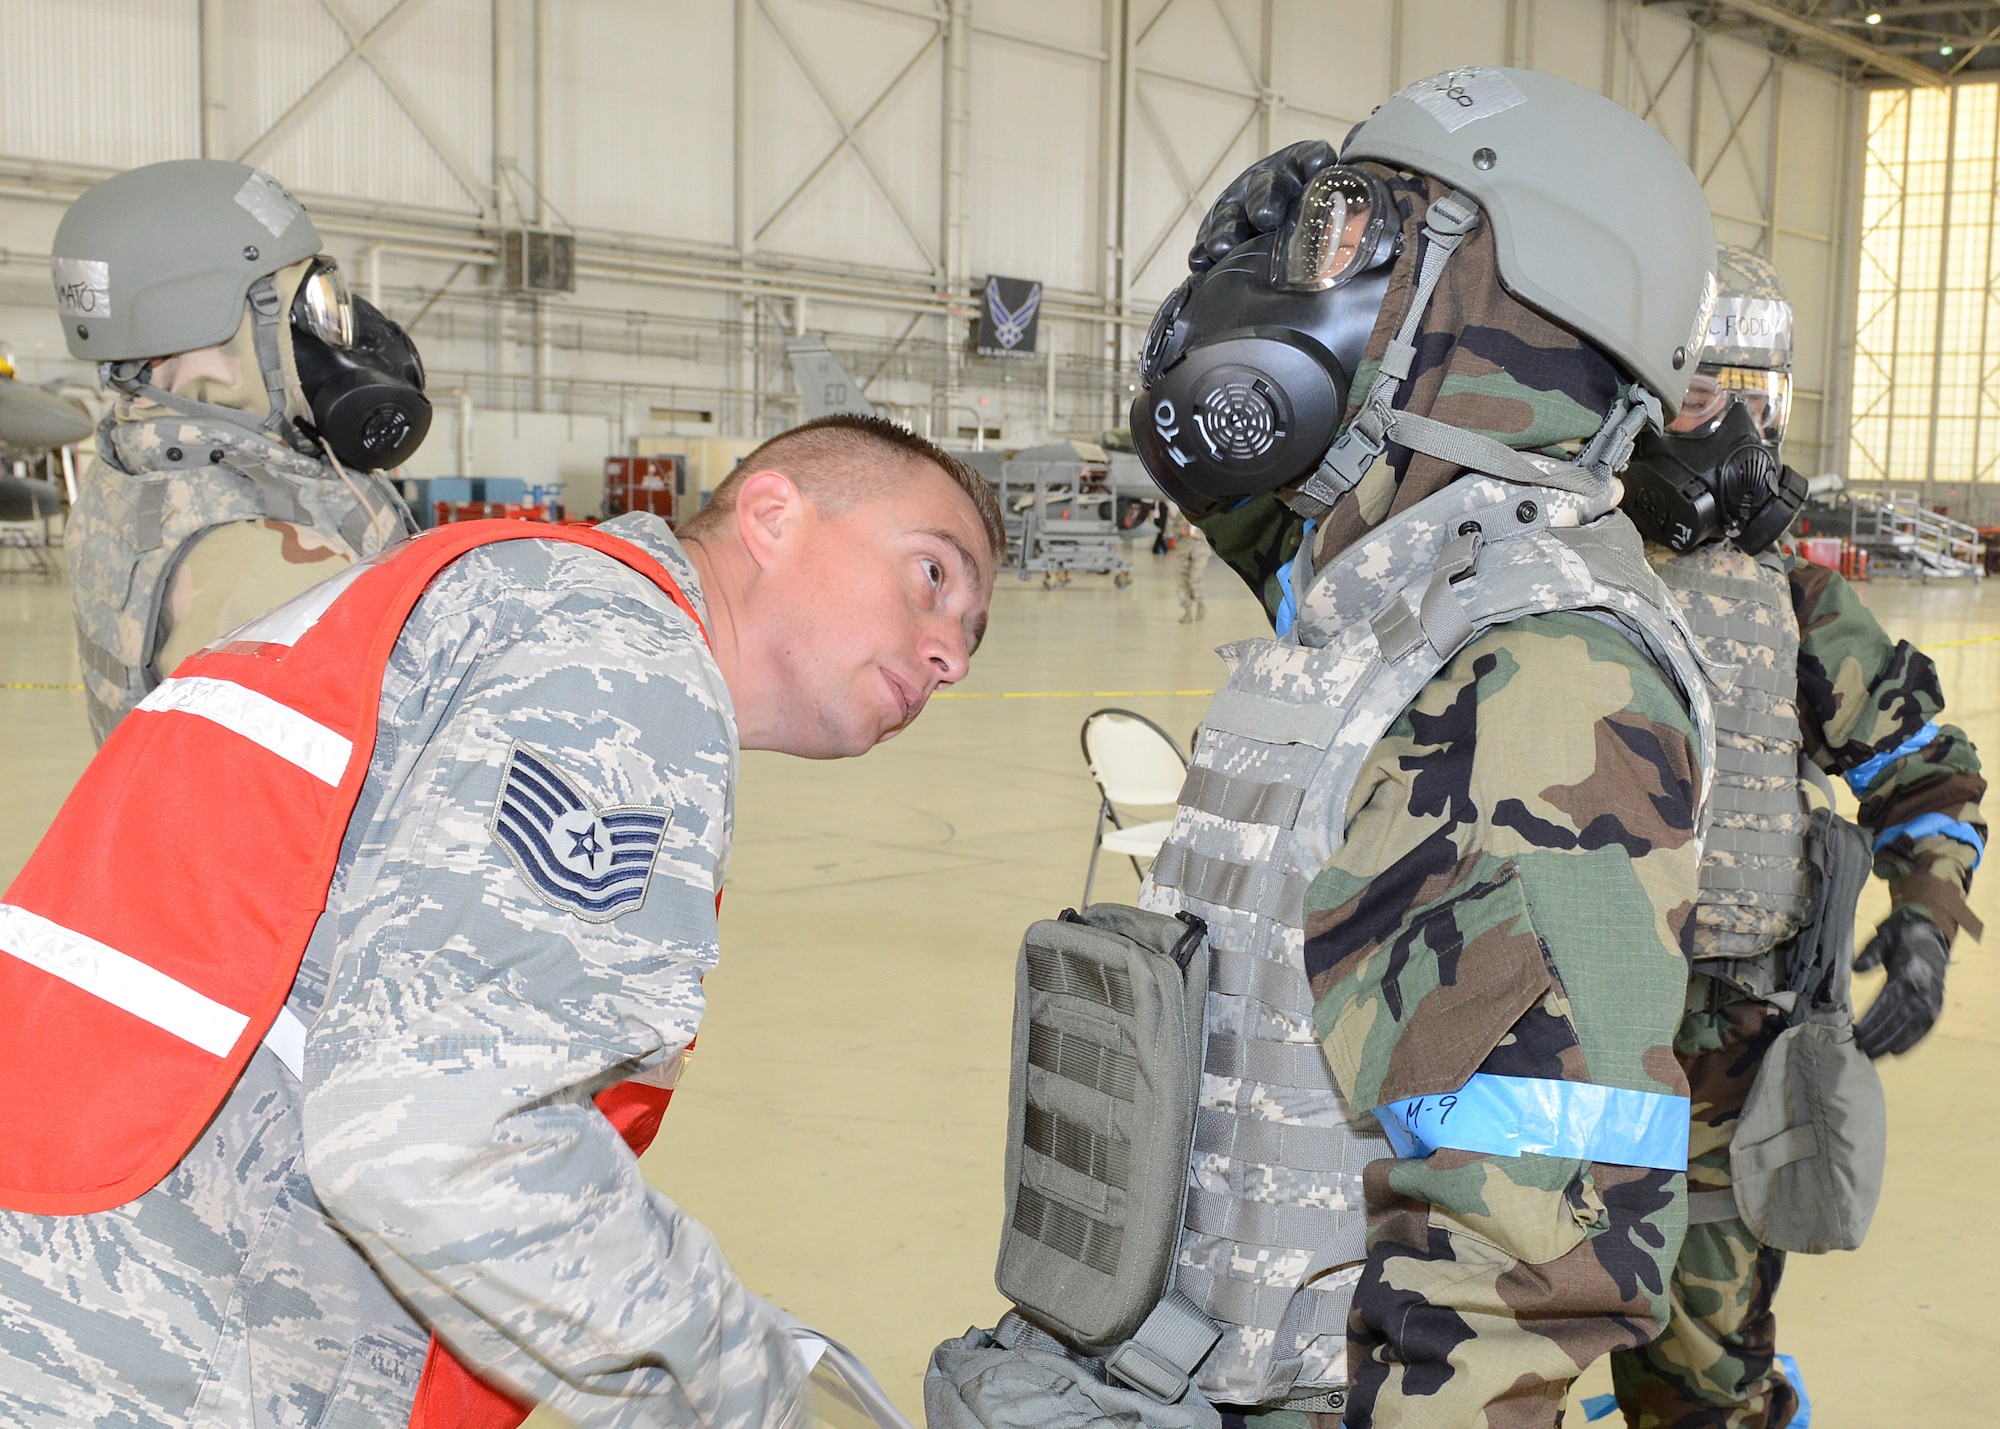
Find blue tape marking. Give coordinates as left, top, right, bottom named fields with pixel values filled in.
left=1274, top=519, right=1314, bottom=638
left=1777, top=1353, right=1811, bottom=1426
left=1872, top=812, right=1985, bottom=870
left=1372, top=1074, right=1691, bottom=1171
left=1580, top=1392, right=1618, bottom=1421
left=1845, top=719, right=1940, bottom=795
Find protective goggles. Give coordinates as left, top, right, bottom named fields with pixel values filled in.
left=1275, top=166, right=1400, bottom=293
left=291, top=256, right=355, bottom=350
left=1669, top=364, right=1791, bottom=446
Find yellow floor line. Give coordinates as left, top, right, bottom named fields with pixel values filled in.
left=935, top=688, right=1217, bottom=699
left=1, top=681, right=82, bottom=691
left=1931, top=631, right=2000, bottom=649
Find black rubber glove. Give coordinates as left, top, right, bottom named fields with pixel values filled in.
left=1853, top=905, right=1952, bottom=1058
left=1188, top=138, right=1339, bottom=272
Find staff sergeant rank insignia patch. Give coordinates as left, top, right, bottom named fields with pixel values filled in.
left=490, top=741, right=672, bottom=922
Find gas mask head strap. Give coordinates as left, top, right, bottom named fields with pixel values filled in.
left=1287, top=191, right=1479, bottom=519
left=101, top=276, right=317, bottom=457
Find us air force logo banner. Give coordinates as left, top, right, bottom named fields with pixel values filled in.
left=490, top=742, right=672, bottom=922
left=976, top=275, right=1042, bottom=357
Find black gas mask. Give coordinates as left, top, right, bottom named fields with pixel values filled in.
left=1132, top=166, right=1401, bottom=512
left=1620, top=399, right=1807, bottom=555
left=288, top=258, right=432, bottom=470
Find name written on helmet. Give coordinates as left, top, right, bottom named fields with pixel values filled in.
left=1707, top=296, right=1792, bottom=354
left=1394, top=66, right=1527, bottom=134
left=51, top=258, right=109, bottom=318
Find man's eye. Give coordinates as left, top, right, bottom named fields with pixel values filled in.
left=924, top=560, right=944, bottom=587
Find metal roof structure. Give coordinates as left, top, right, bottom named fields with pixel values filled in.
left=1657, top=1, right=2000, bottom=84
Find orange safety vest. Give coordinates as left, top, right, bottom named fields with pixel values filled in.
left=0, top=519, right=711, bottom=1428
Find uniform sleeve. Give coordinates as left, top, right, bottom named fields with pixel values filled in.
left=298, top=585, right=805, bottom=1429
left=1301, top=613, right=1703, bottom=1427
left=1790, top=559, right=1987, bottom=941
left=1192, top=494, right=1306, bottom=623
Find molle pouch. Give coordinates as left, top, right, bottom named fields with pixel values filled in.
left=995, top=905, right=1212, bottom=1365
left=1730, top=800, right=1887, bottom=1253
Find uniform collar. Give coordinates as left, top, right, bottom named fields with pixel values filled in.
left=596, top=512, right=710, bottom=627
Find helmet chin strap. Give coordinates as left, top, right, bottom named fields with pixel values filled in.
left=1284, top=190, right=1664, bottom=522
left=102, top=275, right=319, bottom=458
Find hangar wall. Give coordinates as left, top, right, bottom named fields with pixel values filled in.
left=0, top=0, right=1856, bottom=500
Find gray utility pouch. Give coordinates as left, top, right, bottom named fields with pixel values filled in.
left=1730, top=784, right=1888, bottom=1254
left=926, top=1315, right=1222, bottom=1429
left=993, top=904, right=1217, bottom=1394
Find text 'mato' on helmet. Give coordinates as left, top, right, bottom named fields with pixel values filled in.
left=51, top=160, right=323, bottom=363
left=1343, top=67, right=1717, bottom=415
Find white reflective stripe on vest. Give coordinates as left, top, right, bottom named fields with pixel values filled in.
left=0, top=903, right=249, bottom=1057
left=137, top=676, right=351, bottom=786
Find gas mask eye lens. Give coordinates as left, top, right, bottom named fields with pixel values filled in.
left=1278, top=168, right=1397, bottom=292
left=293, top=257, right=354, bottom=350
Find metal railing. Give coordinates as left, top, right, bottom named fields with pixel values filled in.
left=1840, top=489, right=1983, bottom=579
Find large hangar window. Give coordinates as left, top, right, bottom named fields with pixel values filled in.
left=1851, top=83, right=2000, bottom=488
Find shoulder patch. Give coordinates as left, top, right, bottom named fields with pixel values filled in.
left=489, top=741, right=672, bottom=922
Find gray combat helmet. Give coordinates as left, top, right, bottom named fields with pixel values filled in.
left=1344, top=66, right=1717, bottom=415
left=1707, top=243, right=1792, bottom=372
left=51, top=160, right=322, bottom=362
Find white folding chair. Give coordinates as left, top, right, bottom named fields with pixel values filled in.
left=1079, top=707, right=1188, bottom=904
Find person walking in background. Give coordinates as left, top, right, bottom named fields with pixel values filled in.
left=1170, top=507, right=1207, bottom=622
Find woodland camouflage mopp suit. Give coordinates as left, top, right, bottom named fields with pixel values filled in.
left=54, top=159, right=426, bottom=742
left=930, top=68, right=1726, bottom=1429
left=1604, top=245, right=1985, bottom=1429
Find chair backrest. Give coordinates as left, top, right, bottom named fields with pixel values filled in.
left=1081, top=708, right=1187, bottom=807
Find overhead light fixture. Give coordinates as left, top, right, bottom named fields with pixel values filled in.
left=1865, top=10, right=1881, bottom=22
left=1942, top=43, right=1956, bottom=54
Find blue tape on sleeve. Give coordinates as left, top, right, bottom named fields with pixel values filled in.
left=1872, top=812, right=1985, bottom=870
left=1273, top=518, right=1314, bottom=638
left=1776, top=1354, right=1811, bottom=1426
left=1845, top=720, right=1940, bottom=795
left=1372, top=1074, right=1691, bottom=1171
left=1580, top=1393, right=1619, bottom=1421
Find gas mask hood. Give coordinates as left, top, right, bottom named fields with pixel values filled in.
left=290, top=291, right=431, bottom=471
left=1132, top=165, right=1401, bottom=512
left=1621, top=399, right=1807, bottom=556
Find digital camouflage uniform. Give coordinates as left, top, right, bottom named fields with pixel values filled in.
left=1610, top=551, right=1984, bottom=1429
left=1172, top=511, right=1209, bottom=621
left=0, top=513, right=806, bottom=1429
left=1195, top=169, right=1709, bottom=1429
left=68, top=396, right=410, bottom=743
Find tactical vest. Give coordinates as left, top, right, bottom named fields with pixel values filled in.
left=1114, top=469, right=1716, bottom=1408
left=0, top=520, right=703, bottom=1217
left=68, top=411, right=413, bottom=743
left=1652, top=544, right=1812, bottom=978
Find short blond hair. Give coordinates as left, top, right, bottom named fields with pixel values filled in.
left=681, top=414, right=1006, bottom=560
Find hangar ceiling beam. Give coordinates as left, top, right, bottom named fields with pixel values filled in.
left=1706, top=0, right=1948, bottom=86
left=752, top=0, right=941, bottom=273
left=241, top=0, right=492, bottom=214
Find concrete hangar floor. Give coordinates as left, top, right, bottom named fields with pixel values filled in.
left=3, top=547, right=1996, bottom=1426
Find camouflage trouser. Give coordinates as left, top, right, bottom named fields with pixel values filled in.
left=1609, top=995, right=1799, bottom=1429
left=1176, top=543, right=1206, bottom=618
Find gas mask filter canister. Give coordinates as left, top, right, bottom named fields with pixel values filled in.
left=1131, top=166, right=1401, bottom=513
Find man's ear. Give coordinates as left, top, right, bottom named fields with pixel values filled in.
left=730, top=469, right=804, bottom=571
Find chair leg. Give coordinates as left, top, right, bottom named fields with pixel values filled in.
left=1083, top=801, right=1109, bottom=906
